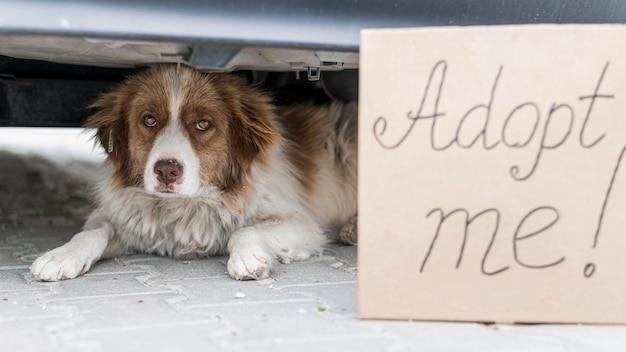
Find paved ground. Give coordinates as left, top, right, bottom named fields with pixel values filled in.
left=1, top=129, right=626, bottom=351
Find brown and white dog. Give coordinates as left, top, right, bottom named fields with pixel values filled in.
left=30, top=65, right=358, bottom=281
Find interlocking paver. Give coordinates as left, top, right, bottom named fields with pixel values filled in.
left=121, top=255, right=229, bottom=282
left=0, top=269, right=44, bottom=292
left=62, top=323, right=226, bottom=352
left=193, top=300, right=383, bottom=347
left=0, top=290, right=64, bottom=322
left=40, top=272, right=173, bottom=304
left=1, top=319, right=69, bottom=352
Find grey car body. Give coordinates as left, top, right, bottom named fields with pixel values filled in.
left=0, top=0, right=625, bottom=126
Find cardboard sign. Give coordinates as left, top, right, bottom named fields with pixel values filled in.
left=358, top=25, right=626, bottom=323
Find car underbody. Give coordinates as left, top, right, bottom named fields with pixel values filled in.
left=1, top=0, right=625, bottom=126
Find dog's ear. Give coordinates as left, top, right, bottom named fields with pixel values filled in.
left=85, top=87, right=131, bottom=185
left=232, top=90, right=277, bottom=159
left=225, top=82, right=278, bottom=191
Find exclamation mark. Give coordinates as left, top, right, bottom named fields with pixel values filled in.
left=585, top=143, right=626, bottom=278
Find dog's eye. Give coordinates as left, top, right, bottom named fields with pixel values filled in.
left=143, top=114, right=158, bottom=127
left=195, top=120, right=212, bottom=131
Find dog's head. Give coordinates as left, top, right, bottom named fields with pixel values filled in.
left=86, top=65, right=277, bottom=196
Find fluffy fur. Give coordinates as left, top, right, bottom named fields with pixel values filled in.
left=31, top=65, right=358, bottom=281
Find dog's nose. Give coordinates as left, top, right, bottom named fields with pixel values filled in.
left=154, top=159, right=183, bottom=185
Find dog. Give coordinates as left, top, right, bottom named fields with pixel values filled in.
left=30, top=65, right=358, bottom=281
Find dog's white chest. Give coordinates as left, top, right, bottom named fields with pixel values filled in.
left=95, top=187, right=241, bottom=257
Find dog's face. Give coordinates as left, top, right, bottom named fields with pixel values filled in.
left=87, top=65, right=277, bottom=196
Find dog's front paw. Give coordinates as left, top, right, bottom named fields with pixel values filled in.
left=31, top=246, right=92, bottom=281
left=227, top=246, right=272, bottom=281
